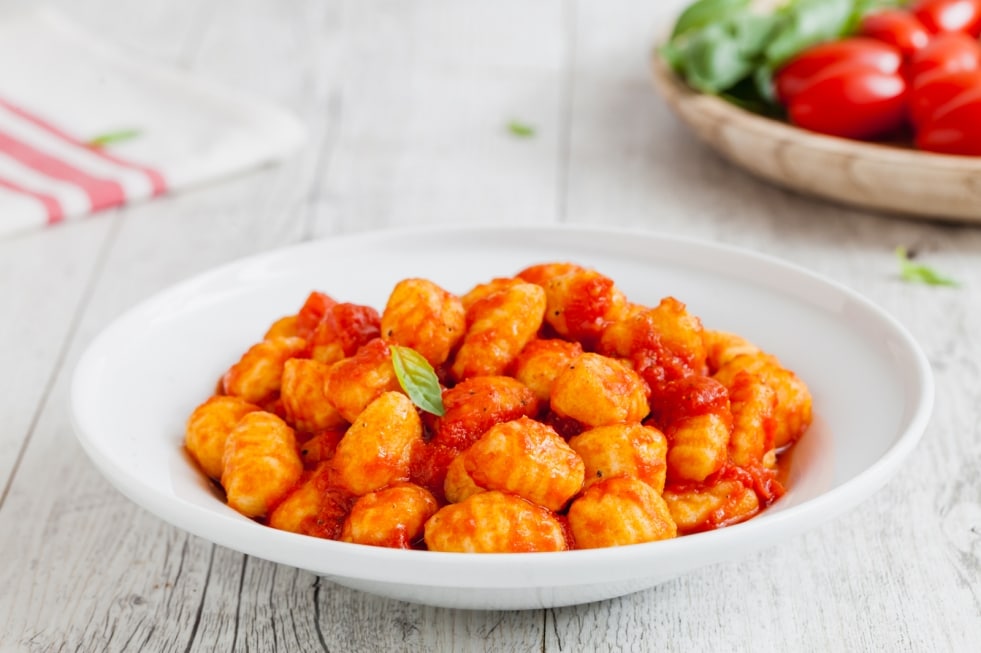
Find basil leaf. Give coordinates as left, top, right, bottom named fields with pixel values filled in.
left=671, top=0, right=750, bottom=39
left=507, top=121, right=536, bottom=138
left=678, top=24, right=754, bottom=93
left=731, top=10, right=783, bottom=56
left=764, top=0, right=853, bottom=68
left=391, top=345, right=446, bottom=416
left=88, top=129, right=141, bottom=148
left=669, top=11, right=780, bottom=94
left=895, top=247, right=960, bottom=287
left=666, top=8, right=779, bottom=94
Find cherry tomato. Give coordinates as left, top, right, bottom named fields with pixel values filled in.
left=860, top=10, right=932, bottom=57
left=786, top=63, right=908, bottom=140
left=774, top=38, right=903, bottom=104
left=916, top=85, right=981, bottom=154
left=907, top=31, right=981, bottom=81
left=909, top=68, right=981, bottom=126
left=911, top=0, right=981, bottom=37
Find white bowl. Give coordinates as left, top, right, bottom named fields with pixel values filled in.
left=70, top=225, right=933, bottom=610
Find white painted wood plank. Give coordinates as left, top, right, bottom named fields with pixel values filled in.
left=0, top=219, right=115, bottom=493
left=297, top=0, right=568, bottom=235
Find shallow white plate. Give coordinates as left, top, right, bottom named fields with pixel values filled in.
left=71, top=225, right=933, bottom=610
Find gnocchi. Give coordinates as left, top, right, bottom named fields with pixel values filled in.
left=185, top=262, right=812, bottom=551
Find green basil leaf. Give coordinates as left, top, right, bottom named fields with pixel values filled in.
left=88, top=129, right=141, bottom=148
left=391, top=345, right=446, bottom=416
left=667, top=10, right=779, bottom=95
left=507, top=121, right=536, bottom=138
left=730, top=10, right=782, bottom=56
left=895, top=247, right=960, bottom=287
left=671, top=0, right=751, bottom=39
left=673, top=23, right=755, bottom=93
left=765, top=0, right=853, bottom=68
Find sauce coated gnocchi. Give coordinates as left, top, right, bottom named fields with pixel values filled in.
left=185, top=263, right=812, bottom=552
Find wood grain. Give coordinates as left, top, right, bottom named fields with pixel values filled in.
left=0, top=219, right=116, bottom=494
left=0, top=0, right=979, bottom=650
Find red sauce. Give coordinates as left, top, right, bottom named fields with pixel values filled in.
left=409, top=442, right=459, bottom=504
left=555, top=514, right=576, bottom=550
left=665, top=460, right=788, bottom=534
left=542, top=411, right=586, bottom=440
left=716, top=461, right=785, bottom=507
left=301, top=468, right=356, bottom=540
left=297, top=427, right=345, bottom=468
left=648, top=375, right=730, bottom=429
left=633, top=344, right=693, bottom=393
left=430, top=377, right=539, bottom=450
left=323, top=303, right=381, bottom=357
left=295, top=291, right=336, bottom=339
left=562, top=274, right=618, bottom=347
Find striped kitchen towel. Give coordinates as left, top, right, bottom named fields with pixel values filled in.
left=0, top=8, right=306, bottom=238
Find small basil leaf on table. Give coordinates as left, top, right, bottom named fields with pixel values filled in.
left=507, top=121, right=536, bottom=138
left=895, top=247, right=960, bottom=287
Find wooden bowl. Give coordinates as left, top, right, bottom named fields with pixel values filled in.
left=650, top=53, right=981, bottom=222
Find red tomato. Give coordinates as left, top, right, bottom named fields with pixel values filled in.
left=860, top=10, right=932, bottom=57
left=916, top=85, right=981, bottom=154
left=774, top=38, right=903, bottom=104
left=909, top=68, right=981, bottom=126
left=907, top=31, right=981, bottom=81
left=911, top=0, right=981, bottom=37
left=786, top=63, right=908, bottom=140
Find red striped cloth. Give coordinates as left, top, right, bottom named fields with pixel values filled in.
left=0, top=98, right=165, bottom=224
left=0, top=9, right=305, bottom=237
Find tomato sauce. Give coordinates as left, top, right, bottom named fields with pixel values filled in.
left=647, top=375, right=730, bottom=430
left=295, top=291, right=336, bottom=339
left=409, top=442, right=459, bottom=504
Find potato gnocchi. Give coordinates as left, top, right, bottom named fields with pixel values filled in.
left=185, top=263, right=812, bottom=552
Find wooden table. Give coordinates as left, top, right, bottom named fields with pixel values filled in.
left=2, top=1, right=979, bottom=650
